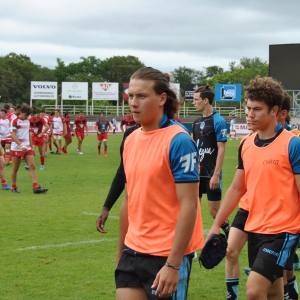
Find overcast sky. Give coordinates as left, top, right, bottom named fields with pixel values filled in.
left=1, top=0, right=299, bottom=73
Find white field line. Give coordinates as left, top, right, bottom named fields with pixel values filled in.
left=82, top=212, right=119, bottom=219
left=16, top=238, right=118, bottom=251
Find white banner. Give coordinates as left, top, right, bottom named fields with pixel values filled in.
left=62, top=82, right=88, bottom=100
left=92, top=82, right=119, bottom=100
left=170, top=83, right=180, bottom=100
left=233, top=124, right=251, bottom=135
left=31, top=81, right=57, bottom=100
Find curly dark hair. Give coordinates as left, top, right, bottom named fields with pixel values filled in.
left=281, top=90, right=291, bottom=113
left=130, top=67, right=179, bottom=119
left=245, top=77, right=284, bottom=112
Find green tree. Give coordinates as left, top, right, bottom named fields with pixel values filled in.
left=101, top=55, right=145, bottom=102
left=171, top=66, right=204, bottom=96
left=0, top=68, right=17, bottom=103
left=202, top=57, right=268, bottom=107
left=0, top=53, right=38, bottom=104
left=204, top=65, right=224, bottom=79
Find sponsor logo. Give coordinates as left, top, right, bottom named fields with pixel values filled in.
left=198, top=148, right=215, bottom=162
left=263, top=159, right=279, bottom=165
left=221, top=85, right=236, bottom=100
left=72, top=83, right=78, bottom=89
left=68, top=95, right=82, bottom=99
left=263, top=248, right=279, bottom=257
left=200, top=122, right=205, bottom=130
left=180, top=152, right=197, bottom=173
left=33, top=85, right=56, bottom=89
left=221, top=128, right=227, bottom=137
left=100, top=83, right=112, bottom=91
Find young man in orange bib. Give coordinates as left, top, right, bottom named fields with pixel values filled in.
left=116, top=67, right=204, bottom=300
left=207, top=77, right=300, bottom=300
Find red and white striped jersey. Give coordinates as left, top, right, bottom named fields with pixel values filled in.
left=0, top=118, right=11, bottom=140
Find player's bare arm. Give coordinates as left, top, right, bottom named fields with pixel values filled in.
left=295, top=174, right=300, bottom=195
left=152, top=182, right=198, bottom=298
left=63, top=123, right=67, bottom=137
left=39, top=123, right=49, bottom=138
left=210, top=141, right=226, bottom=190
left=206, top=169, right=246, bottom=242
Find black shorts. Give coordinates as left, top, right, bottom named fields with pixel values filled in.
left=248, top=232, right=299, bottom=282
left=115, top=247, right=193, bottom=300
left=199, top=177, right=222, bottom=201
left=231, top=208, right=249, bottom=231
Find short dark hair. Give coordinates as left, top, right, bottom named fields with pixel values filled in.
left=194, top=84, right=214, bottom=105
left=21, top=104, right=32, bottom=115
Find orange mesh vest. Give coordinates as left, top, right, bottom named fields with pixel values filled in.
left=123, top=125, right=204, bottom=256
left=242, top=130, right=300, bottom=234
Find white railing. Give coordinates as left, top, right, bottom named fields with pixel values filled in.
left=40, top=105, right=243, bottom=118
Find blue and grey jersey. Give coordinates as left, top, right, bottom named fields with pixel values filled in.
left=193, top=109, right=227, bottom=178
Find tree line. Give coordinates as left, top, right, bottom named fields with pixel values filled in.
left=0, top=53, right=268, bottom=106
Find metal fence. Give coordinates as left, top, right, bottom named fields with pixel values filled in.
left=41, top=105, right=244, bottom=117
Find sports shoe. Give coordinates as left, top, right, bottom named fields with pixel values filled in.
left=104, top=154, right=108, bottom=157
left=44, top=153, right=47, bottom=157
left=76, top=149, right=80, bottom=153
left=40, top=165, right=45, bottom=171
left=12, top=188, right=20, bottom=193
left=78, top=151, right=83, bottom=155
left=61, top=147, right=67, bottom=154
left=2, top=184, right=11, bottom=190
left=50, top=151, right=55, bottom=154
left=33, top=187, right=48, bottom=194
left=25, top=166, right=29, bottom=170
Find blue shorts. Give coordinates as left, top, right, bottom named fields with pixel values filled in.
left=115, top=247, right=193, bottom=300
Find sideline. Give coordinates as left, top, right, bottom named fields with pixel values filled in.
left=16, top=238, right=118, bottom=251
left=82, top=212, right=119, bottom=219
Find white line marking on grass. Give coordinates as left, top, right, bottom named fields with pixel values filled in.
left=82, top=212, right=119, bottom=219
left=16, top=238, right=118, bottom=251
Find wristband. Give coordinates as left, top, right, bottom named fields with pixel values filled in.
left=165, top=262, right=180, bottom=271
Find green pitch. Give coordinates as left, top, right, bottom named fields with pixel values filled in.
left=0, top=135, right=297, bottom=299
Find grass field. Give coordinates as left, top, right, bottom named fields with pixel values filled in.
left=0, top=134, right=298, bottom=299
